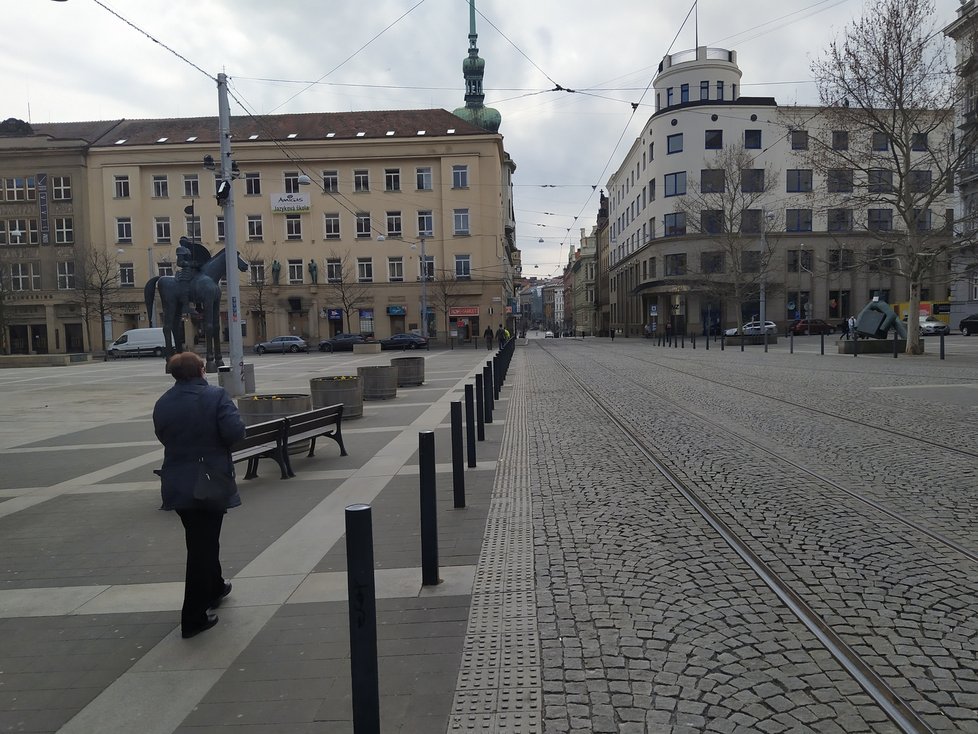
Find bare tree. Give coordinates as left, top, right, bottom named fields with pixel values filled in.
left=805, top=0, right=975, bottom=354
left=320, top=250, right=372, bottom=334
left=427, top=268, right=467, bottom=339
left=66, top=248, right=124, bottom=359
left=241, top=244, right=271, bottom=343
left=671, top=145, right=782, bottom=333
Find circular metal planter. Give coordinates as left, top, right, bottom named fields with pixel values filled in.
left=390, top=355, right=425, bottom=387
left=236, top=393, right=312, bottom=453
left=356, top=365, right=397, bottom=401
left=310, top=375, right=363, bottom=418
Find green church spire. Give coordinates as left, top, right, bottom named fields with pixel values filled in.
left=453, top=0, right=501, bottom=133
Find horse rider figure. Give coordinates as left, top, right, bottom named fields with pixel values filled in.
left=174, top=242, right=198, bottom=281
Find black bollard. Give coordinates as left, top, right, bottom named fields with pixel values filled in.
left=483, top=365, right=493, bottom=423
left=474, top=374, right=485, bottom=441
left=345, top=504, right=380, bottom=734
left=705, top=332, right=709, bottom=350
left=790, top=332, right=794, bottom=354
left=692, top=334, right=696, bottom=349
left=450, top=402, right=465, bottom=508
left=681, top=333, right=685, bottom=348
left=418, top=431, right=440, bottom=586
left=741, top=335, right=744, bottom=352
left=893, top=330, right=899, bottom=358
left=820, top=332, right=825, bottom=355
left=940, top=332, right=945, bottom=360
left=721, top=333, right=725, bottom=351
left=853, top=334, right=859, bottom=357
left=465, top=384, right=477, bottom=466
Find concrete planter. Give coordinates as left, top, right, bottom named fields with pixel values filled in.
left=310, top=375, right=363, bottom=418
left=237, top=393, right=311, bottom=453
left=353, top=343, right=382, bottom=354
left=391, top=355, right=425, bottom=387
left=357, top=365, right=397, bottom=400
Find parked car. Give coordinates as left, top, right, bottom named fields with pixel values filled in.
left=380, top=333, right=429, bottom=350
left=789, top=319, right=834, bottom=335
left=544, top=330, right=555, bottom=338
left=107, top=327, right=167, bottom=358
left=918, top=315, right=950, bottom=336
left=724, top=320, right=777, bottom=336
left=253, top=335, right=309, bottom=354
left=958, top=313, right=978, bottom=336
left=318, top=333, right=372, bottom=352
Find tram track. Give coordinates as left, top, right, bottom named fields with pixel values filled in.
left=537, top=343, right=978, bottom=733
left=604, top=344, right=978, bottom=461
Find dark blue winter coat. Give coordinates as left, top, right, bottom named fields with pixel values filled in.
left=153, top=378, right=246, bottom=511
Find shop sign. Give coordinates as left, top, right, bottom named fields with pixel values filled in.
left=358, top=308, right=374, bottom=319
left=271, top=192, right=311, bottom=213
left=324, top=308, right=343, bottom=321
left=387, top=305, right=407, bottom=316
left=449, top=306, right=479, bottom=317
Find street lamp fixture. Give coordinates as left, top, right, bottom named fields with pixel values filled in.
left=377, top=234, right=428, bottom=339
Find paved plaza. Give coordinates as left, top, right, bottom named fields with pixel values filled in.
left=1, top=335, right=977, bottom=733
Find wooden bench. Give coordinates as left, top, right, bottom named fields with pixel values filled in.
left=231, top=418, right=289, bottom=480
left=282, top=404, right=347, bottom=477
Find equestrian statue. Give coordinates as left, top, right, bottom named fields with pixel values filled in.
left=144, top=237, right=248, bottom=372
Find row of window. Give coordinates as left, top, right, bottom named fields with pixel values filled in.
left=0, top=176, right=73, bottom=202
left=121, top=209, right=473, bottom=245
left=2, top=255, right=475, bottom=292
left=654, top=248, right=904, bottom=278
left=658, top=129, right=930, bottom=160
left=660, top=206, right=951, bottom=237
left=661, top=80, right=735, bottom=108
left=112, top=165, right=471, bottom=200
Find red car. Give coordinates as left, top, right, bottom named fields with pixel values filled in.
left=789, top=319, right=834, bottom=335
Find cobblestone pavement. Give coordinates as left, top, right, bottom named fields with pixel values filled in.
left=526, top=340, right=978, bottom=734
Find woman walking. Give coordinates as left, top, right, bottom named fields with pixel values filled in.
left=153, top=352, right=246, bottom=638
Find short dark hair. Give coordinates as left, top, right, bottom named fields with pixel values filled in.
left=168, top=352, right=204, bottom=381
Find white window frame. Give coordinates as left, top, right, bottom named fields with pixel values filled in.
left=183, top=174, right=199, bottom=197
left=118, top=262, right=135, bottom=288
left=250, top=260, right=266, bottom=285
left=52, top=176, right=72, bottom=201
left=284, top=171, right=300, bottom=194
left=385, top=168, right=401, bottom=192
left=357, top=257, right=373, bottom=283
left=386, top=211, right=402, bottom=237
left=354, top=169, right=370, bottom=192
left=388, top=256, right=404, bottom=282
left=57, top=261, right=75, bottom=290
left=287, top=258, right=303, bottom=284
left=324, top=213, right=341, bottom=239
left=247, top=215, right=264, bottom=240
left=116, top=217, right=133, bottom=243
left=326, top=258, right=342, bottom=283
left=154, top=217, right=171, bottom=244
left=416, top=167, right=433, bottom=191
left=452, top=165, right=468, bottom=189
left=114, top=175, right=130, bottom=198
left=455, top=254, right=471, bottom=279
left=322, top=170, right=338, bottom=193
left=216, top=215, right=225, bottom=241
left=245, top=173, right=261, bottom=196
left=356, top=212, right=372, bottom=238
left=453, top=208, right=470, bottom=235
left=286, top=214, right=302, bottom=241
left=417, top=211, right=433, bottom=237
left=55, top=217, right=74, bottom=245
left=153, top=175, right=168, bottom=198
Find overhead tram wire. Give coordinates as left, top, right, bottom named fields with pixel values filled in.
left=266, top=0, right=429, bottom=114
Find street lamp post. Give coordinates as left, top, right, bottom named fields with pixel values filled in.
left=760, top=211, right=775, bottom=352
left=216, top=73, right=246, bottom=396
left=800, top=242, right=814, bottom=335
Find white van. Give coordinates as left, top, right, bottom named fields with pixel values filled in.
left=108, top=328, right=167, bottom=358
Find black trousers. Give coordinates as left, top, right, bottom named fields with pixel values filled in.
left=176, top=508, right=225, bottom=630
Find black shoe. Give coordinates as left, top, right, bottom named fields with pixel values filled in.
left=181, top=613, right=218, bottom=639
left=210, top=581, right=232, bottom=610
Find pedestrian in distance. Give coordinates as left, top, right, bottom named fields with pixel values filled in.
left=483, top=325, right=494, bottom=350
left=610, top=328, right=615, bottom=341
left=153, top=351, right=246, bottom=639
left=495, top=324, right=506, bottom=347
left=847, top=315, right=857, bottom=340
left=665, top=321, right=673, bottom=345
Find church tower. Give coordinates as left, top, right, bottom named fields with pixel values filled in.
left=452, top=0, right=501, bottom=133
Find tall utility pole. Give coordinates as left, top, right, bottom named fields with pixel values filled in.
left=419, top=235, right=428, bottom=339
left=217, top=73, right=246, bottom=396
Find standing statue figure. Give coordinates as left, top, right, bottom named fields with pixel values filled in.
left=271, top=259, right=282, bottom=285
left=308, top=259, right=318, bottom=284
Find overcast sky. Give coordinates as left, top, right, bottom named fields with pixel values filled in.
left=3, top=0, right=962, bottom=275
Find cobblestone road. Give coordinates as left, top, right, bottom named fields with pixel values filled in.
left=526, top=340, right=978, bottom=733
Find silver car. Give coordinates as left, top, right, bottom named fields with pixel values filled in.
left=918, top=316, right=950, bottom=336
left=253, top=335, right=310, bottom=354
left=724, top=320, right=777, bottom=336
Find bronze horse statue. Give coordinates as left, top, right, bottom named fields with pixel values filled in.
left=144, top=238, right=249, bottom=372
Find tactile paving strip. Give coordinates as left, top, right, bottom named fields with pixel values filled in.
left=448, top=352, right=542, bottom=733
